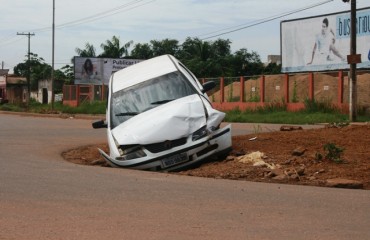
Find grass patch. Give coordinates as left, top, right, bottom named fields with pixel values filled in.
left=1, top=100, right=107, bottom=115
left=303, top=99, right=339, bottom=113
left=225, top=110, right=350, bottom=124
left=1, top=99, right=369, bottom=124
left=224, top=99, right=369, bottom=124
left=0, top=103, right=25, bottom=112
left=55, top=101, right=106, bottom=115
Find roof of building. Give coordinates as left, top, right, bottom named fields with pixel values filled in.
left=0, top=69, right=9, bottom=76
left=6, top=76, right=27, bottom=85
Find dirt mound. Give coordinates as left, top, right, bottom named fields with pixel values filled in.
left=62, top=124, right=370, bottom=190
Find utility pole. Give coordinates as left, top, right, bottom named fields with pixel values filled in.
left=17, top=32, right=35, bottom=103
left=349, top=0, right=357, bottom=122
left=343, top=0, right=359, bottom=122
left=51, top=0, right=55, bottom=109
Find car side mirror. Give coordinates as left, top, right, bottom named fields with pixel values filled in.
left=202, top=81, right=216, bottom=93
left=92, top=120, right=107, bottom=129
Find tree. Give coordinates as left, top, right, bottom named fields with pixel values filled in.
left=53, top=69, right=68, bottom=93
left=14, top=53, right=51, bottom=90
left=68, top=36, right=280, bottom=79
left=231, top=48, right=264, bottom=76
left=180, top=37, right=211, bottom=61
left=210, top=39, right=232, bottom=58
left=179, top=37, right=215, bottom=77
left=75, top=42, right=97, bottom=57
left=99, top=36, right=133, bottom=58
left=14, top=53, right=69, bottom=93
left=263, top=62, right=281, bottom=75
left=60, top=65, right=74, bottom=85
left=150, top=39, right=179, bottom=57
left=131, top=43, right=153, bottom=59
left=208, top=39, right=233, bottom=76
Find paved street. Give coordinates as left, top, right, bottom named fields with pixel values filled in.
left=0, top=113, right=369, bottom=240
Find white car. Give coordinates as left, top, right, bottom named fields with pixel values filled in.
left=93, top=54, right=232, bottom=171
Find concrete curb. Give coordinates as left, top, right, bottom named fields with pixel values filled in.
left=0, top=110, right=106, bottom=120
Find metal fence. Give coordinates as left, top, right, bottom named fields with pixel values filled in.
left=63, top=84, right=107, bottom=107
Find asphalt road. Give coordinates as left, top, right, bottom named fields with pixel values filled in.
left=0, top=113, right=369, bottom=240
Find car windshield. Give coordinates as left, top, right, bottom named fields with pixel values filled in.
left=110, top=71, right=197, bottom=129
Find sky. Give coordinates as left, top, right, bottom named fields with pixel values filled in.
left=1, top=0, right=369, bottom=73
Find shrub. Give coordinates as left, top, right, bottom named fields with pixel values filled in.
left=323, top=143, right=344, bottom=163
left=303, top=99, right=339, bottom=113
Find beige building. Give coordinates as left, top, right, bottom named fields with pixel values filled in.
left=266, top=55, right=281, bottom=65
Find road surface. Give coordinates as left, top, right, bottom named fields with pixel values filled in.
left=0, top=113, right=369, bottom=240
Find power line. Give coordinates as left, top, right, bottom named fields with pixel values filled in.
left=0, top=35, right=26, bottom=47
left=199, top=0, right=334, bottom=40
left=57, top=0, right=152, bottom=29
left=30, top=0, right=155, bottom=33
left=0, top=0, right=154, bottom=48
left=0, top=34, right=19, bottom=43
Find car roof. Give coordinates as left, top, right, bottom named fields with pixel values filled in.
left=111, top=54, right=178, bottom=93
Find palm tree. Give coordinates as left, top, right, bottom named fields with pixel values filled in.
left=180, top=37, right=216, bottom=77
left=99, top=36, right=133, bottom=58
left=181, top=37, right=211, bottom=61
left=75, top=42, right=96, bottom=57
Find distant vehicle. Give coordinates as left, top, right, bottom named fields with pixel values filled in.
left=93, top=54, right=232, bottom=171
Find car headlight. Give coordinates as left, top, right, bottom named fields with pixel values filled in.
left=192, top=126, right=208, bottom=141
left=116, top=145, right=147, bottom=161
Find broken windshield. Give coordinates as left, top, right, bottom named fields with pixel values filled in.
left=110, top=71, right=197, bottom=128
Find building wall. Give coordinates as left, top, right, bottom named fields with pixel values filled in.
left=7, top=86, right=27, bottom=104
left=31, top=79, right=52, bottom=104
left=0, top=76, right=6, bottom=101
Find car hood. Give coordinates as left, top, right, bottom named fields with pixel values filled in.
left=111, top=94, right=224, bottom=145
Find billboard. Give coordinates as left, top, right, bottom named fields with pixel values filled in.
left=281, top=7, right=370, bottom=73
left=74, top=57, right=143, bottom=85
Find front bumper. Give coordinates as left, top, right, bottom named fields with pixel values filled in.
left=99, top=124, right=232, bottom=171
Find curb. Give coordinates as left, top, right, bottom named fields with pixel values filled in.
left=0, top=111, right=106, bottom=120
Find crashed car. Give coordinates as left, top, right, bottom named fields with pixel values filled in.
left=93, top=54, right=232, bottom=171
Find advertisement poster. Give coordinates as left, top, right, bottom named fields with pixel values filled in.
left=74, top=57, right=143, bottom=85
left=281, top=7, right=370, bottom=73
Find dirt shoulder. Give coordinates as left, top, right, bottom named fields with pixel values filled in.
left=62, top=124, right=370, bottom=190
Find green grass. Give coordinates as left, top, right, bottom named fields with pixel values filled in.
left=0, top=100, right=107, bottom=115
left=223, top=99, right=369, bottom=124
left=53, top=101, right=107, bottom=115
left=0, top=103, right=25, bottom=112
left=1, top=100, right=369, bottom=124
left=224, top=109, right=351, bottom=124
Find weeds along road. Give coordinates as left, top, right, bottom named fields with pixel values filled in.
left=0, top=113, right=369, bottom=240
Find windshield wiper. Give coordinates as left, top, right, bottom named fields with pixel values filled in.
left=151, top=99, right=175, bottom=105
left=115, top=112, right=139, bottom=116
